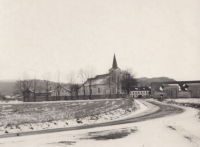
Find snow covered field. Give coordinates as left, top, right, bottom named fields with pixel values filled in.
left=166, top=98, right=200, bottom=104
left=1, top=100, right=200, bottom=147
left=0, top=99, right=139, bottom=135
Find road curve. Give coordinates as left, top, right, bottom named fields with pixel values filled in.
left=0, top=100, right=184, bottom=139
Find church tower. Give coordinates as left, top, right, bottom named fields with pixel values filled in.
left=109, top=54, right=120, bottom=71
left=109, top=54, right=121, bottom=95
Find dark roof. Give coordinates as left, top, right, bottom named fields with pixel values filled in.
left=53, top=84, right=71, bottom=92
left=95, top=74, right=109, bottom=79
left=112, top=54, right=118, bottom=69
left=28, top=89, right=53, bottom=94
left=85, top=74, right=109, bottom=85
left=151, top=80, right=200, bottom=84
left=130, top=87, right=150, bottom=91
left=86, top=74, right=109, bottom=81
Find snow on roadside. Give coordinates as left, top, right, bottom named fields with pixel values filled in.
left=1, top=100, right=200, bottom=147
left=0, top=99, right=123, bottom=105
left=0, top=100, right=142, bottom=135
left=166, top=98, right=200, bottom=104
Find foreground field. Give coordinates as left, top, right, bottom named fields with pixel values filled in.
left=166, top=98, right=200, bottom=104
left=164, top=98, right=200, bottom=109
left=0, top=99, right=137, bottom=134
left=1, top=100, right=200, bottom=147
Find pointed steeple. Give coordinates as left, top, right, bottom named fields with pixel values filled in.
left=112, top=54, right=118, bottom=69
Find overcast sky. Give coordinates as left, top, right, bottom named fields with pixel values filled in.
left=0, top=0, right=199, bottom=82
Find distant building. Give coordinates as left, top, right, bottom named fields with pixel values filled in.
left=151, top=81, right=200, bottom=98
left=51, top=84, right=71, bottom=97
left=22, top=54, right=126, bottom=101
left=129, top=87, right=150, bottom=98
left=79, top=54, right=126, bottom=99
left=23, top=89, right=53, bottom=102
left=23, top=84, right=72, bottom=101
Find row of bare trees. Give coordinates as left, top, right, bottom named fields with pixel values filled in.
left=64, top=67, right=95, bottom=100
left=15, top=73, right=52, bottom=102
left=15, top=68, right=137, bottom=102
left=78, top=67, right=95, bottom=100
left=14, top=67, right=96, bottom=102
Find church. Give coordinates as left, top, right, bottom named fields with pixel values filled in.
left=23, top=54, right=125, bottom=102
left=79, top=54, right=126, bottom=99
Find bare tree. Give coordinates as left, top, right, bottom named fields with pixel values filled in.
left=72, top=83, right=81, bottom=100
left=106, top=75, right=112, bottom=98
left=66, top=71, right=76, bottom=100
left=55, top=70, right=61, bottom=101
left=32, top=78, right=38, bottom=102
left=121, top=69, right=138, bottom=98
left=85, top=67, right=95, bottom=100
left=15, top=73, right=32, bottom=102
left=42, top=72, right=51, bottom=101
left=116, top=74, right=121, bottom=98
left=78, top=69, right=88, bottom=99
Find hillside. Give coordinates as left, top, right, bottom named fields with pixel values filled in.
left=137, top=77, right=176, bottom=87
left=0, top=81, right=16, bottom=95
left=0, top=80, right=67, bottom=95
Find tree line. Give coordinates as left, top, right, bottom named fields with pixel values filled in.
left=15, top=68, right=137, bottom=102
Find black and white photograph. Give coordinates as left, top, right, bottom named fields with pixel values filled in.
left=0, top=0, right=200, bottom=147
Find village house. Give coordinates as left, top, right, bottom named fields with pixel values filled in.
left=151, top=81, right=200, bottom=98
left=51, top=84, right=72, bottom=100
left=129, top=87, right=151, bottom=98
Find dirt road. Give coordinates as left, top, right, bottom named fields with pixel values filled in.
left=0, top=100, right=184, bottom=139
left=1, top=99, right=200, bottom=147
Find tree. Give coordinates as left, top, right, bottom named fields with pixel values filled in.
left=71, top=83, right=81, bottom=100
left=0, top=92, right=4, bottom=101
left=106, top=75, right=112, bottom=98
left=55, top=70, right=61, bottom=101
left=32, top=78, right=38, bottom=102
left=78, top=69, right=88, bottom=99
left=121, top=70, right=138, bottom=97
left=42, top=72, right=52, bottom=101
left=66, top=71, right=76, bottom=100
left=85, top=67, right=95, bottom=100
left=15, top=73, right=32, bottom=102
left=116, top=74, right=121, bottom=98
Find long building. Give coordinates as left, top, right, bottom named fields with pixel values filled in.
left=129, top=87, right=150, bottom=98
left=151, top=81, right=200, bottom=98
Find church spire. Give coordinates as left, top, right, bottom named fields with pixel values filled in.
left=112, top=54, right=118, bottom=69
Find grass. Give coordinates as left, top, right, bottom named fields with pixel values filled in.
left=49, top=141, right=76, bottom=146
left=165, top=99, right=200, bottom=109
left=90, top=131, right=130, bottom=140
left=168, top=126, right=176, bottom=131
left=83, top=127, right=137, bottom=140
left=0, top=99, right=134, bottom=127
left=165, top=99, right=200, bottom=119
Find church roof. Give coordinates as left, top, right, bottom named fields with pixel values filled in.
left=85, top=74, right=109, bottom=85
left=84, top=54, right=120, bottom=85
left=112, top=54, right=118, bottom=69
left=109, top=54, right=120, bottom=71
left=95, top=74, right=109, bottom=79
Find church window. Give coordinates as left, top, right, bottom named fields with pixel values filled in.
left=98, top=88, right=100, bottom=93
left=112, top=87, right=115, bottom=94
